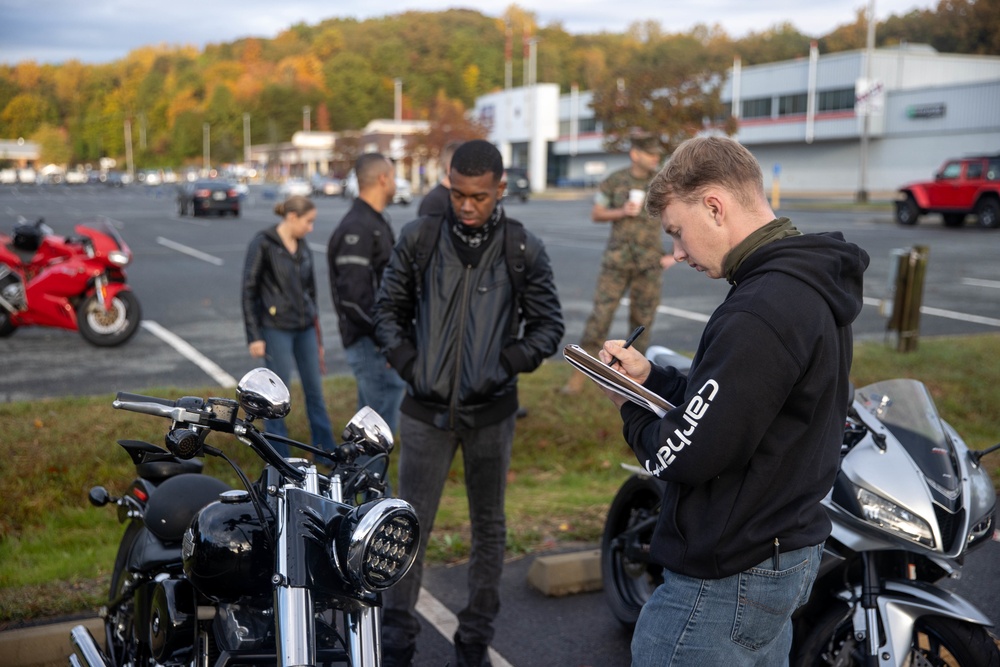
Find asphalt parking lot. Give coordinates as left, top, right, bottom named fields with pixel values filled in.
left=2, top=183, right=999, bottom=666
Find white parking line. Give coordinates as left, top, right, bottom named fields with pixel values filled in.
left=156, top=237, right=224, bottom=266
left=862, top=296, right=1000, bottom=327
left=619, top=298, right=713, bottom=323
left=416, top=588, right=513, bottom=667
left=141, top=320, right=237, bottom=387
left=963, top=278, right=1000, bottom=290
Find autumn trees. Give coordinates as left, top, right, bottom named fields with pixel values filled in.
left=0, top=3, right=995, bottom=170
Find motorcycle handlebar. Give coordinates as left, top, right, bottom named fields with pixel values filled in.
left=113, top=392, right=206, bottom=424
left=113, top=390, right=308, bottom=483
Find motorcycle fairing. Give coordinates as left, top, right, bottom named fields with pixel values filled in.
left=837, top=578, right=995, bottom=664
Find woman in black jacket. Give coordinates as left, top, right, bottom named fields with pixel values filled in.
left=241, top=195, right=334, bottom=456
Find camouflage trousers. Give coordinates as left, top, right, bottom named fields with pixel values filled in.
left=578, top=254, right=662, bottom=355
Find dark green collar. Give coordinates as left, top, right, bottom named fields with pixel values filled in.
left=723, top=217, right=801, bottom=284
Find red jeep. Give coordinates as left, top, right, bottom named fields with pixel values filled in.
left=896, top=154, right=1000, bottom=229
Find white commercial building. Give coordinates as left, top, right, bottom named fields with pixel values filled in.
left=474, top=45, right=1000, bottom=197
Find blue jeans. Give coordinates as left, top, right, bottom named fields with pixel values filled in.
left=344, top=336, right=406, bottom=436
left=382, top=412, right=517, bottom=649
left=631, top=543, right=823, bottom=667
left=260, top=326, right=336, bottom=456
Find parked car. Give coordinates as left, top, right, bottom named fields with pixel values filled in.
left=102, top=171, right=132, bottom=187
left=311, top=174, right=342, bottom=197
left=896, top=154, right=1000, bottom=229
left=341, top=170, right=411, bottom=205
left=177, top=180, right=241, bottom=217
left=279, top=177, right=313, bottom=199
left=393, top=177, right=412, bottom=205
left=503, top=167, right=531, bottom=203
left=342, top=170, right=359, bottom=199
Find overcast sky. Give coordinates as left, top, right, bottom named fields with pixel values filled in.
left=0, top=0, right=938, bottom=66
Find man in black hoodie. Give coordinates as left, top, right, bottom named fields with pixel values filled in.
left=599, top=136, right=869, bottom=666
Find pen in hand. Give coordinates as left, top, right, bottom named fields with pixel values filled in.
left=608, top=325, right=645, bottom=369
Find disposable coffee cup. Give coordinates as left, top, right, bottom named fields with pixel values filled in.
left=628, top=189, right=645, bottom=207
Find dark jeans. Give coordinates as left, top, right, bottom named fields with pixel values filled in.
left=344, top=336, right=406, bottom=436
left=260, top=325, right=336, bottom=456
left=382, top=412, right=517, bottom=648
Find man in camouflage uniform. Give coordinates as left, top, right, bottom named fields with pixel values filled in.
left=563, top=134, right=675, bottom=394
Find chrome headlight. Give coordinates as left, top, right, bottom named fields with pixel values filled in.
left=333, top=498, right=419, bottom=592
left=856, top=486, right=935, bottom=548
left=108, top=250, right=131, bottom=267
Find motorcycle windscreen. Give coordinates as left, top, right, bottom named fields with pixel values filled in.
left=855, top=379, right=959, bottom=496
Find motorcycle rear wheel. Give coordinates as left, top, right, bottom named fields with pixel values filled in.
left=792, top=604, right=1000, bottom=666
left=77, top=290, right=142, bottom=347
left=601, top=474, right=664, bottom=628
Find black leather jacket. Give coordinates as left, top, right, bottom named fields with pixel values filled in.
left=374, top=211, right=564, bottom=430
left=242, top=225, right=318, bottom=343
left=327, top=198, right=395, bottom=348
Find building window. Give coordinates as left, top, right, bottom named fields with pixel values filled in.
left=559, top=117, right=599, bottom=135
left=741, top=97, right=772, bottom=119
left=818, top=88, right=855, bottom=112
left=778, top=93, right=807, bottom=116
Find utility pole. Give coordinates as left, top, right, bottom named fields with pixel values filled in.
left=856, top=0, right=876, bottom=203
left=203, top=123, right=210, bottom=175
left=123, top=119, right=134, bottom=181
left=243, top=113, right=251, bottom=166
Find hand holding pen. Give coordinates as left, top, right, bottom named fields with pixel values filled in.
left=608, top=325, right=644, bottom=369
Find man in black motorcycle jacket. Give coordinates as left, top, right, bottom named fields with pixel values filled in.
left=599, top=137, right=869, bottom=666
left=374, top=140, right=563, bottom=667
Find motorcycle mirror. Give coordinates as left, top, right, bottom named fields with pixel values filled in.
left=236, top=368, right=291, bottom=420
left=88, top=486, right=112, bottom=507
left=343, top=406, right=393, bottom=455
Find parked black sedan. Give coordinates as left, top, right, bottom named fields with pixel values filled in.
left=177, top=180, right=241, bottom=217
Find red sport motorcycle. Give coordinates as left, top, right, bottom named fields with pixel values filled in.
left=0, top=217, right=142, bottom=346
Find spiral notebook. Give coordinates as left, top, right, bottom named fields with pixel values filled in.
left=562, top=344, right=674, bottom=418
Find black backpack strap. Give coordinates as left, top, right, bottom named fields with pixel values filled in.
left=504, top=218, right=528, bottom=320
left=410, top=215, right=442, bottom=299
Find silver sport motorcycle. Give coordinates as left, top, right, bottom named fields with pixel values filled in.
left=69, top=368, right=420, bottom=667
left=602, top=347, right=1000, bottom=666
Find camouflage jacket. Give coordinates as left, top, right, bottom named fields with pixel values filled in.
left=594, top=167, right=664, bottom=267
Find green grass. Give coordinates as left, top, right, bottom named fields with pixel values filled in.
left=2, top=334, right=999, bottom=625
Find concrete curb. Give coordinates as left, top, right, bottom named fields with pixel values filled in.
left=1, top=550, right=602, bottom=666
left=0, top=617, right=102, bottom=667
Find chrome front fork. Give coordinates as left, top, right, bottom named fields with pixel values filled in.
left=273, top=464, right=382, bottom=667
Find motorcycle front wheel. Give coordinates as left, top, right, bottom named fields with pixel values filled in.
left=601, top=474, right=664, bottom=628
left=0, top=310, right=15, bottom=337
left=105, top=522, right=151, bottom=667
left=77, top=290, right=142, bottom=346
left=793, top=604, right=1000, bottom=666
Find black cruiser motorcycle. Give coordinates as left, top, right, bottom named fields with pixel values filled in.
left=69, top=368, right=420, bottom=667
left=602, top=347, right=1000, bottom=666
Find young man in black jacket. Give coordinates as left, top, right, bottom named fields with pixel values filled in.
left=599, top=137, right=869, bottom=666
left=374, top=140, right=564, bottom=667
left=327, top=153, right=405, bottom=434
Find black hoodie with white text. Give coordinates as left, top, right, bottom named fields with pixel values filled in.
left=619, top=230, right=870, bottom=579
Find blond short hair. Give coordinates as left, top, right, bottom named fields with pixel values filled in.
left=646, top=137, right=765, bottom=219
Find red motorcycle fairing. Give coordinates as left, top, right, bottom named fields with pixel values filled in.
left=0, top=218, right=141, bottom=342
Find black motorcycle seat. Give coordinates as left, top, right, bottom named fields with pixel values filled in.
left=137, top=459, right=204, bottom=483
left=144, top=473, right=231, bottom=543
